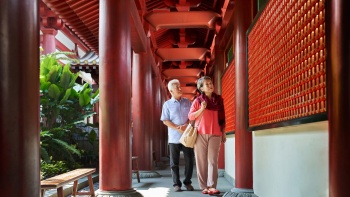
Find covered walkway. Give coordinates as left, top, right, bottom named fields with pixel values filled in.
left=44, top=155, right=233, bottom=197
left=2, top=0, right=350, bottom=197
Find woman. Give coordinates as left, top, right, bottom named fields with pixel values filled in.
left=188, top=76, right=226, bottom=195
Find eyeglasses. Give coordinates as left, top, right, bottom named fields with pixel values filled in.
left=173, top=85, right=181, bottom=90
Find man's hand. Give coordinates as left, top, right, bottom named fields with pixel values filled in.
left=177, top=124, right=188, bottom=134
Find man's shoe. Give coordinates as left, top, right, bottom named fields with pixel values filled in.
left=185, top=184, right=194, bottom=191
left=174, top=185, right=182, bottom=192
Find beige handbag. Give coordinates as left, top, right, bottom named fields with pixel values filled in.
left=179, top=111, right=204, bottom=148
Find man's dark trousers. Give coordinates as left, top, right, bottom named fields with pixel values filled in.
left=169, top=143, right=194, bottom=187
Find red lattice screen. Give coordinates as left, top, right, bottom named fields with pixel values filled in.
left=222, top=61, right=235, bottom=132
left=248, top=0, right=326, bottom=127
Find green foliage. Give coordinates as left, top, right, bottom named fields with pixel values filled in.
left=48, top=84, right=61, bottom=101
left=40, top=160, right=69, bottom=179
left=40, top=51, right=99, bottom=177
left=87, top=129, right=97, bottom=145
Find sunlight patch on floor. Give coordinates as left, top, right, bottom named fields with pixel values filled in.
left=137, top=187, right=170, bottom=197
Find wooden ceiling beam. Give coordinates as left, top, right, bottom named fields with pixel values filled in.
left=162, top=68, right=202, bottom=78
left=145, top=11, right=220, bottom=30
left=130, top=0, right=147, bottom=53
left=165, top=76, right=200, bottom=85
left=156, top=48, right=208, bottom=61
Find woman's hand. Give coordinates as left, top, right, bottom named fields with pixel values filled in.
left=221, top=132, right=226, bottom=143
left=200, top=101, right=207, bottom=110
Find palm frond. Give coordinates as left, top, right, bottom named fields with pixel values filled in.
left=40, top=147, right=50, bottom=163
left=52, top=139, right=81, bottom=156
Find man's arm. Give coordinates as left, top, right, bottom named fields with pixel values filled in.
left=163, top=120, right=187, bottom=134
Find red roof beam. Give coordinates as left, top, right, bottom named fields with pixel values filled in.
left=68, top=30, right=96, bottom=42
left=89, top=26, right=98, bottom=31
left=81, top=39, right=96, bottom=46
left=78, top=9, right=99, bottom=20
left=145, top=11, right=220, bottom=30
left=130, top=0, right=147, bottom=53
left=55, top=38, right=77, bottom=58
left=66, top=21, right=93, bottom=30
left=60, top=26, right=90, bottom=52
left=156, top=48, right=208, bottom=61
left=60, top=16, right=83, bottom=24
left=43, top=1, right=67, bottom=8
left=70, top=25, right=92, bottom=34
left=88, top=40, right=98, bottom=45
left=74, top=5, right=99, bottom=16
left=80, top=16, right=99, bottom=24
left=69, top=1, right=98, bottom=13
left=73, top=30, right=96, bottom=39
left=84, top=19, right=99, bottom=28
left=53, top=6, right=77, bottom=16
left=74, top=39, right=95, bottom=50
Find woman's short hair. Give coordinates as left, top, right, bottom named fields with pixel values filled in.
left=197, top=76, right=212, bottom=92
left=168, top=79, right=180, bottom=91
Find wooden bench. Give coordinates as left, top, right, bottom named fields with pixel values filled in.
left=41, top=168, right=96, bottom=197
left=132, top=156, right=140, bottom=183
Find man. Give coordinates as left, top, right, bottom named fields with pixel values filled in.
left=160, top=79, right=195, bottom=192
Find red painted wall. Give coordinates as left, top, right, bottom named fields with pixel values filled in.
left=221, top=61, right=236, bottom=132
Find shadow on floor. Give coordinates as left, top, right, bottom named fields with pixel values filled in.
left=46, top=155, right=233, bottom=197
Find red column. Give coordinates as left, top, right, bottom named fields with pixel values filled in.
left=132, top=51, right=152, bottom=170
left=41, top=28, right=57, bottom=54
left=144, top=52, right=154, bottom=167
left=152, top=77, right=162, bottom=165
left=161, top=92, right=169, bottom=157
left=214, top=48, right=225, bottom=93
left=327, top=0, right=350, bottom=196
left=158, top=90, right=163, bottom=159
left=233, top=0, right=254, bottom=191
left=98, top=0, right=140, bottom=195
left=161, top=86, right=169, bottom=158
left=0, top=0, right=40, bottom=197
left=93, top=103, right=99, bottom=124
left=214, top=46, right=226, bottom=169
left=40, top=1, right=62, bottom=54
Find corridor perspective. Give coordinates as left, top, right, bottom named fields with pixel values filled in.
left=1, top=0, right=349, bottom=197
left=44, top=153, right=233, bottom=197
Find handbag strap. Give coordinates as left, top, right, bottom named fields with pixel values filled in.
left=194, top=110, right=204, bottom=127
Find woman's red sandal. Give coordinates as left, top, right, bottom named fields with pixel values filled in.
left=208, top=188, right=220, bottom=195
left=202, top=188, right=209, bottom=194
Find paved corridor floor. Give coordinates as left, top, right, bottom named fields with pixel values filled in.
left=69, top=166, right=232, bottom=197
left=45, top=154, right=234, bottom=197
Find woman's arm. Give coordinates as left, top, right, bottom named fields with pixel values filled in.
left=188, top=99, right=206, bottom=120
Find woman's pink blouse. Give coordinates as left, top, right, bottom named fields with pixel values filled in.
left=188, top=98, right=222, bottom=136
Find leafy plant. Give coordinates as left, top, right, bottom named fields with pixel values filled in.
left=40, top=160, right=73, bottom=179
left=39, top=51, right=99, bottom=174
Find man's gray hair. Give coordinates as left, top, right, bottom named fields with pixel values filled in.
left=168, top=79, right=180, bottom=91
left=197, top=76, right=212, bottom=92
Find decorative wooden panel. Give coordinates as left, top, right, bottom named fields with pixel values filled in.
left=222, top=61, right=235, bottom=133
left=247, top=0, right=326, bottom=129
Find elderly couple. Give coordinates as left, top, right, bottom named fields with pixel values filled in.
left=160, top=76, right=226, bottom=195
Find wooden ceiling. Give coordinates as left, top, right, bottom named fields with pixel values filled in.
left=42, top=0, right=229, bottom=100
